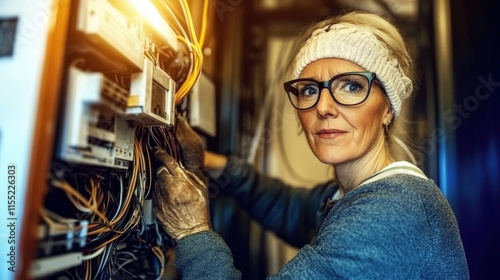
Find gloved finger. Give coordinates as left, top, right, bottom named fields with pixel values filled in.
left=156, top=165, right=171, bottom=176
left=153, top=147, right=188, bottom=177
left=172, top=116, right=205, bottom=175
left=153, top=147, right=176, bottom=167
left=153, top=170, right=170, bottom=200
left=175, top=116, right=204, bottom=152
left=175, top=116, right=197, bottom=140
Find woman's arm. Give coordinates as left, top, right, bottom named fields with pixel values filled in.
left=207, top=154, right=337, bottom=247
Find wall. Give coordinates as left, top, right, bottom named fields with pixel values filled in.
left=445, top=0, right=500, bottom=277
left=261, top=36, right=334, bottom=275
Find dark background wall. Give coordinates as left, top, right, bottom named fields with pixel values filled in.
left=447, top=0, right=500, bottom=278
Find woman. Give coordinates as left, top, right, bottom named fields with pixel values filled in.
left=153, top=11, right=469, bottom=279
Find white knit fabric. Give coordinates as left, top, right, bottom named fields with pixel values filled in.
left=293, top=24, right=412, bottom=118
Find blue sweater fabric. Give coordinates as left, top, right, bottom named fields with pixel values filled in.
left=175, top=157, right=469, bottom=279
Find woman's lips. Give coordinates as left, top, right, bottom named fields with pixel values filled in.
left=316, top=129, right=347, bottom=139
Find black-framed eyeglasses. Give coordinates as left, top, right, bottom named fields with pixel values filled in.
left=283, top=72, right=377, bottom=110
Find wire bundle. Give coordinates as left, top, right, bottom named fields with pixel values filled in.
left=42, top=125, right=179, bottom=279
left=158, top=0, right=209, bottom=105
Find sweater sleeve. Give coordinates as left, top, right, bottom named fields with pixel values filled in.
left=209, top=156, right=337, bottom=247
left=175, top=231, right=241, bottom=280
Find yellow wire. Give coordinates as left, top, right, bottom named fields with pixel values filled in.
left=105, top=140, right=139, bottom=228
left=151, top=246, right=165, bottom=279
left=180, top=0, right=199, bottom=46
left=175, top=36, right=202, bottom=104
left=174, top=0, right=209, bottom=105
left=199, top=0, right=210, bottom=48
left=84, top=259, right=91, bottom=280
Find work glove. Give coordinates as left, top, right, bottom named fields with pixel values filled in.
left=175, top=116, right=207, bottom=185
left=153, top=147, right=211, bottom=241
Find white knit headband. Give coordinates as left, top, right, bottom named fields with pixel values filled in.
left=293, top=24, right=412, bottom=118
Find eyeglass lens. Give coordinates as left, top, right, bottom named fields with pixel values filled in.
left=286, top=74, right=371, bottom=109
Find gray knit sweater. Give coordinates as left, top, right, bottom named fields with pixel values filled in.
left=174, top=158, right=469, bottom=279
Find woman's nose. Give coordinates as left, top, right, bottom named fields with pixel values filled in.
left=315, top=88, right=338, bottom=118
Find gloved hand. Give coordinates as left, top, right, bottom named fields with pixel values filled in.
left=153, top=147, right=211, bottom=241
left=175, top=116, right=206, bottom=184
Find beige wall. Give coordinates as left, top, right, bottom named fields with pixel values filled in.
left=260, top=36, right=334, bottom=275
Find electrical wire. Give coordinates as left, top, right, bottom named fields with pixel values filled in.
left=151, top=246, right=165, bottom=280
left=81, top=247, right=105, bottom=261
left=173, top=0, right=207, bottom=104
left=52, top=179, right=110, bottom=224
left=158, top=0, right=210, bottom=104
left=161, top=2, right=191, bottom=47
left=198, top=0, right=210, bottom=48
left=160, top=1, right=195, bottom=89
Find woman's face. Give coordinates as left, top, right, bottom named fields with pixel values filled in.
left=297, top=58, right=392, bottom=165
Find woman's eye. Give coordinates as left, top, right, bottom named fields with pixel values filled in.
left=342, top=82, right=362, bottom=92
left=299, top=85, right=319, bottom=96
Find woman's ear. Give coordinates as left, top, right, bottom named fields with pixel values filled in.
left=384, top=110, right=394, bottom=125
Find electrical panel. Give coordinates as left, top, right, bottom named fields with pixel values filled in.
left=28, top=0, right=202, bottom=278
left=126, top=57, right=176, bottom=126
left=58, top=66, right=135, bottom=169
left=189, top=72, right=217, bottom=136
left=74, top=0, right=144, bottom=71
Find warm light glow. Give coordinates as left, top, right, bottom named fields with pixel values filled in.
left=128, top=0, right=161, bottom=23
left=128, top=0, right=177, bottom=50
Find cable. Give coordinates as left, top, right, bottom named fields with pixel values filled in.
left=161, top=2, right=191, bottom=47
left=160, top=1, right=195, bottom=89
left=81, top=247, right=105, bottom=261
left=151, top=246, right=165, bottom=280
left=198, top=0, right=210, bottom=48
left=109, top=174, right=124, bottom=222
left=52, top=179, right=110, bottom=224
left=168, top=0, right=209, bottom=105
